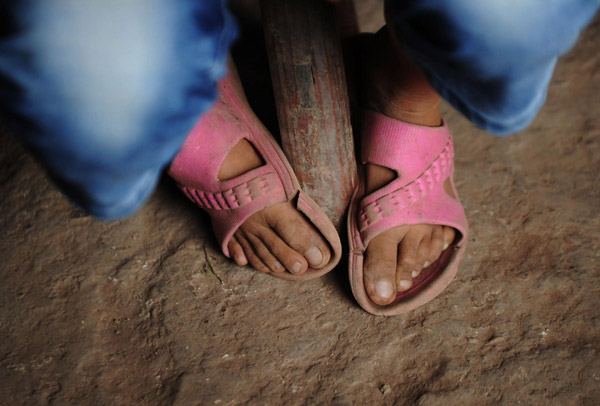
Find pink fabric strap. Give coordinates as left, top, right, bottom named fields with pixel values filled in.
left=362, top=110, right=450, bottom=184
left=358, top=110, right=467, bottom=246
left=359, top=140, right=454, bottom=230
left=182, top=170, right=282, bottom=211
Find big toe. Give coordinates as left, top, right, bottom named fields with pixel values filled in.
left=304, top=245, right=325, bottom=268
left=364, top=233, right=399, bottom=305
left=270, top=203, right=331, bottom=270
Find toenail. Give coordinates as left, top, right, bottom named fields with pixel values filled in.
left=443, top=242, right=449, bottom=250
left=424, top=260, right=430, bottom=268
left=235, top=254, right=246, bottom=265
left=291, top=262, right=303, bottom=274
left=375, top=280, right=394, bottom=299
left=411, top=270, right=418, bottom=278
left=399, top=279, right=412, bottom=290
left=273, top=261, right=282, bottom=271
left=305, top=246, right=323, bottom=266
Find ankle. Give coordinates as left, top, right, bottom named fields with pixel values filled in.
left=360, top=28, right=442, bottom=127
left=365, top=90, right=442, bottom=127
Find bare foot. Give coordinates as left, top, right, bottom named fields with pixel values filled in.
left=359, top=28, right=457, bottom=305
left=216, top=104, right=331, bottom=276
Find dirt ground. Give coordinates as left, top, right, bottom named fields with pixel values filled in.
left=1, top=3, right=599, bottom=406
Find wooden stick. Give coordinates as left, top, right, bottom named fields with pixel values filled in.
left=260, top=0, right=357, bottom=231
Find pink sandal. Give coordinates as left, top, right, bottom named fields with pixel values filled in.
left=348, top=110, right=468, bottom=315
left=169, top=73, right=342, bottom=280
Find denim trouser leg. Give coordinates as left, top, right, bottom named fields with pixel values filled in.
left=385, top=0, right=600, bottom=134
left=0, top=0, right=237, bottom=219
left=2, top=1, right=598, bottom=220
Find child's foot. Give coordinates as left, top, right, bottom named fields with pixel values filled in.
left=169, top=64, right=341, bottom=279
left=218, top=138, right=331, bottom=275
left=359, top=29, right=457, bottom=305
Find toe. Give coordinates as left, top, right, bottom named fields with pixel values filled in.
left=396, top=264, right=414, bottom=291
left=396, top=231, right=421, bottom=288
left=442, top=226, right=456, bottom=250
left=228, top=236, right=248, bottom=266
left=304, top=245, right=325, bottom=268
left=257, top=227, right=308, bottom=275
left=235, top=233, right=271, bottom=274
left=270, top=205, right=331, bottom=269
left=427, top=225, right=444, bottom=264
left=364, top=233, right=398, bottom=305
left=245, top=232, right=286, bottom=273
left=413, top=232, right=432, bottom=278
left=299, top=230, right=330, bottom=270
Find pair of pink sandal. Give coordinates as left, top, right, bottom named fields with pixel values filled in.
left=169, top=74, right=467, bottom=315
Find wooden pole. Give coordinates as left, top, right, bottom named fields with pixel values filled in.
left=260, top=0, right=357, bottom=231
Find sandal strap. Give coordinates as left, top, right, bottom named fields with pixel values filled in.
left=362, top=110, right=451, bottom=184
left=357, top=110, right=467, bottom=247
left=181, top=170, right=284, bottom=211
left=358, top=139, right=454, bottom=232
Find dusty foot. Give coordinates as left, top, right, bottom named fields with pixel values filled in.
left=360, top=28, right=457, bottom=305
left=218, top=125, right=331, bottom=276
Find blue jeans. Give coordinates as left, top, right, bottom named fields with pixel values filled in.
left=0, top=0, right=597, bottom=219
left=385, top=0, right=600, bottom=134
left=0, top=0, right=237, bottom=219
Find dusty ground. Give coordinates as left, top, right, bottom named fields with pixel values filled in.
left=1, top=3, right=599, bottom=406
